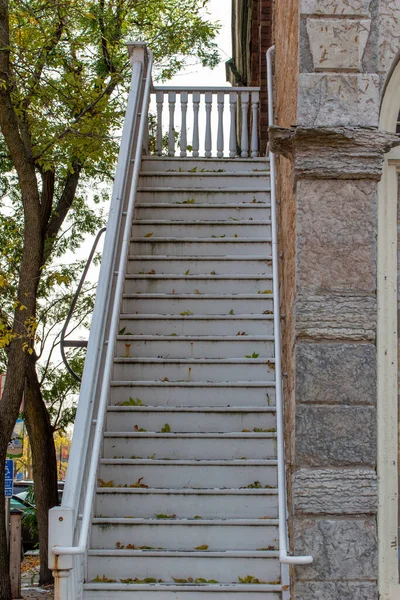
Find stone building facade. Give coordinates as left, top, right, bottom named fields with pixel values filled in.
left=231, top=1, right=400, bottom=598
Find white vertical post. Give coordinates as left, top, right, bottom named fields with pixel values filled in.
left=156, top=91, right=164, bottom=156
left=180, top=92, right=188, bottom=157
left=217, top=92, right=225, bottom=158
left=229, top=92, right=237, bottom=158
left=251, top=91, right=260, bottom=158
left=192, top=92, right=200, bottom=158
left=168, top=91, right=176, bottom=157
left=240, top=91, right=249, bottom=158
left=205, top=92, right=212, bottom=158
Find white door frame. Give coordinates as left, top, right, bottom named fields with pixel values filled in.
left=378, top=60, right=400, bottom=599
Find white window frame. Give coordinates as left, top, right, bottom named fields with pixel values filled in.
left=378, top=60, right=400, bottom=600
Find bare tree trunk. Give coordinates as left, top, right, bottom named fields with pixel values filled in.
left=24, top=356, right=59, bottom=586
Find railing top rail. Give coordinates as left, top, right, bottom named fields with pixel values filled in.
left=152, top=86, right=261, bottom=93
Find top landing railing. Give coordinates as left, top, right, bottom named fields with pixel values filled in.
left=151, top=87, right=260, bottom=158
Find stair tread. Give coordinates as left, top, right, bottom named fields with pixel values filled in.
left=124, top=275, right=272, bottom=280
left=108, top=406, right=276, bottom=412
left=110, top=381, right=276, bottom=386
left=132, top=237, right=272, bottom=242
left=92, top=517, right=279, bottom=525
left=84, top=583, right=282, bottom=591
left=139, top=172, right=269, bottom=177
left=119, top=314, right=273, bottom=319
left=96, top=487, right=278, bottom=494
left=100, top=458, right=277, bottom=465
left=104, top=432, right=276, bottom=438
left=122, top=293, right=272, bottom=298
left=133, top=220, right=271, bottom=225
left=88, top=549, right=278, bottom=557
left=113, top=357, right=275, bottom=363
left=128, top=254, right=273, bottom=259
left=135, top=204, right=271, bottom=208
left=137, top=187, right=271, bottom=192
left=117, top=335, right=274, bottom=340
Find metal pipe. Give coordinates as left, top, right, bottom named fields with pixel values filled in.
left=266, top=45, right=313, bottom=566
left=60, top=226, right=106, bottom=382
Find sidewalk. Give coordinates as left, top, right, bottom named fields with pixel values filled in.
left=21, top=556, right=54, bottom=600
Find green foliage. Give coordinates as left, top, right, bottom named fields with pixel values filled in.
left=21, top=485, right=39, bottom=544
left=0, top=0, right=220, bottom=431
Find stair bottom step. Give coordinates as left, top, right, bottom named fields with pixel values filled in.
left=83, top=584, right=282, bottom=600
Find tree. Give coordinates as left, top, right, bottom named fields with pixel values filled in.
left=0, top=0, right=220, bottom=595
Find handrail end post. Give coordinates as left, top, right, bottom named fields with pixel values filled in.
left=49, top=507, right=74, bottom=570
left=126, top=41, right=147, bottom=66
left=53, top=568, right=71, bottom=600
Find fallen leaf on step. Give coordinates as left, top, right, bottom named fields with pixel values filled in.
left=144, top=232, right=153, bottom=238
left=195, top=545, right=209, bottom=550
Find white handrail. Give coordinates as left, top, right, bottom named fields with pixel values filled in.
left=52, top=45, right=154, bottom=558
left=266, top=45, right=313, bottom=566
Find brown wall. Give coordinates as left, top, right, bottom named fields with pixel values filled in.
left=228, top=0, right=273, bottom=154
left=272, top=0, right=299, bottom=562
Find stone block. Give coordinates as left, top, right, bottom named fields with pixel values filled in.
left=298, top=74, right=379, bottom=127
left=293, top=468, right=377, bottom=514
left=294, top=581, right=378, bottom=600
left=296, top=342, right=376, bottom=405
left=296, top=405, right=376, bottom=466
left=306, top=19, right=371, bottom=72
left=300, top=0, right=372, bottom=17
left=296, top=179, right=376, bottom=293
left=294, top=518, right=377, bottom=580
left=296, top=293, right=376, bottom=340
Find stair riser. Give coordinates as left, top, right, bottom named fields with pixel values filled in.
left=110, top=386, right=276, bottom=408
left=112, top=362, right=275, bottom=382
left=137, top=191, right=269, bottom=205
left=84, top=589, right=282, bottom=600
left=121, top=297, right=273, bottom=315
left=117, top=318, right=274, bottom=336
left=140, top=158, right=269, bottom=173
left=115, top=339, right=274, bottom=359
left=95, top=491, right=278, bottom=519
left=138, top=175, right=269, bottom=189
left=91, top=523, right=278, bottom=551
left=135, top=206, right=271, bottom=221
left=106, top=412, right=276, bottom=432
left=99, top=463, right=277, bottom=489
left=103, top=437, right=276, bottom=460
left=123, top=279, right=272, bottom=295
left=133, top=224, right=271, bottom=239
left=87, top=554, right=280, bottom=583
left=130, top=241, right=272, bottom=256
left=127, top=258, right=273, bottom=276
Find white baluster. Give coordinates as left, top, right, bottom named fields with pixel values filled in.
left=192, top=92, right=200, bottom=158
left=180, top=92, right=188, bottom=158
left=168, top=91, right=176, bottom=157
left=156, top=91, right=164, bottom=156
left=217, top=92, right=224, bottom=158
left=229, top=92, right=237, bottom=158
left=204, top=92, right=212, bottom=158
left=240, top=91, right=249, bottom=158
left=251, top=91, right=260, bottom=158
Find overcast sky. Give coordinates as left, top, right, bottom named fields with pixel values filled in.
left=166, top=0, right=232, bottom=87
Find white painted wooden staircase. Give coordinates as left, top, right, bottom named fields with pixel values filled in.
left=83, top=156, right=281, bottom=599
left=50, top=43, right=312, bottom=600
